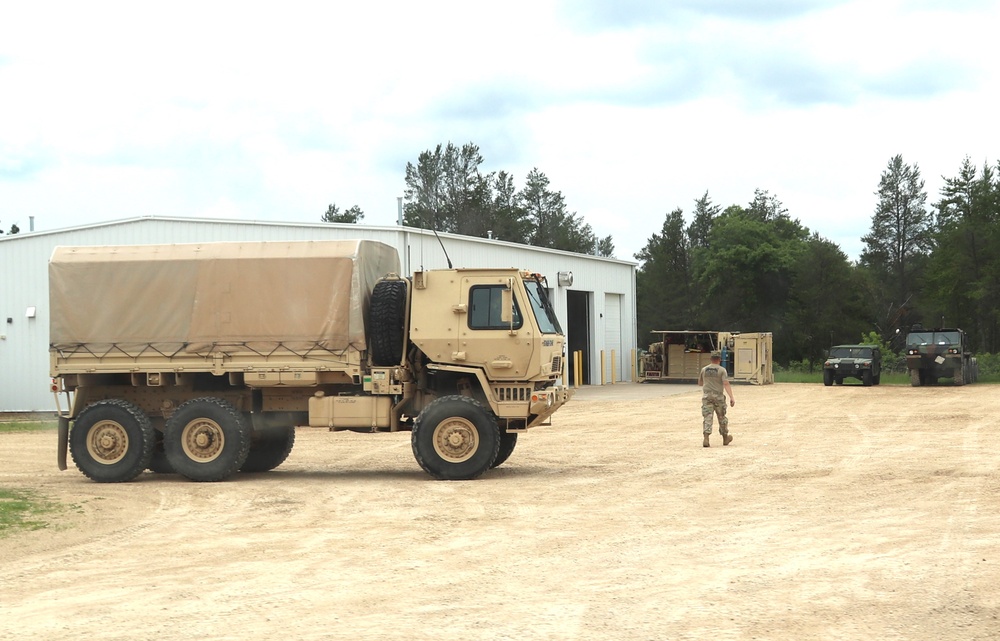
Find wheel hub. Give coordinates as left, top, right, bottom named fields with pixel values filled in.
left=181, top=419, right=225, bottom=462
left=86, top=420, right=128, bottom=465
left=432, top=418, right=478, bottom=463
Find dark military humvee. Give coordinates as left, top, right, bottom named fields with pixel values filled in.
left=823, top=344, right=881, bottom=386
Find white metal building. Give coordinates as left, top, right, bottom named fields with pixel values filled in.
left=0, top=216, right=637, bottom=411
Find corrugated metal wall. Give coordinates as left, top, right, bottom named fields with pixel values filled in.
left=0, top=217, right=636, bottom=411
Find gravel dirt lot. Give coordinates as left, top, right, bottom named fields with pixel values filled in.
left=1, top=382, right=998, bottom=641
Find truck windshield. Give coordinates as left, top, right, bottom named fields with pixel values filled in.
left=524, top=279, right=562, bottom=334
left=908, top=331, right=961, bottom=347
left=830, top=347, right=872, bottom=359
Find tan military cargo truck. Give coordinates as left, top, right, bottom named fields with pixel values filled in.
left=49, top=240, right=571, bottom=482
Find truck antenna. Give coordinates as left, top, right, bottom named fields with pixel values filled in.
left=429, top=214, right=453, bottom=269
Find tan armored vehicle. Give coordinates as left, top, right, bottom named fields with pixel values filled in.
left=49, top=240, right=570, bottom=482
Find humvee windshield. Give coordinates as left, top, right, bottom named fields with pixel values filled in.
left=830, top=346, right=873, bottom=359
left=524, top=279, right=562, bottom=334
left=907, top=331, right=961, bottom=347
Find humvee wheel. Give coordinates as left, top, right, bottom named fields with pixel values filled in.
left=873, top=373, right=881, bottom=385
left=862, top=370, right=873, bottom=387
left=70, top=399, right=154, bottom=483
left=909, top=369, right=922, bottom=387
left=165, top=398, right=251, bottom=482
left=954, top=365, right=965, bottom=386
left=371, top=279, right=407, bottom=366
left=241, top=426, right=296, bottom=473
left=412, top=396, right=500, bottom=480
left=822, top=370, right=833, bottom=386
left=491, top=432, right=518, bottom=468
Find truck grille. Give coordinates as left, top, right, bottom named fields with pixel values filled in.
left=493, top=386, right=532, bottom=402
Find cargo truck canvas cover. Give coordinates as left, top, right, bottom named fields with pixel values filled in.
left=49, top=239, right=399, bottom=355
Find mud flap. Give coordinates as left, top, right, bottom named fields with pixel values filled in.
left=57, top=416, right=70, bottom=471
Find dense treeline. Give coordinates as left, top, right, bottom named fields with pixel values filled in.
left=328, top=143, right=999, bottom=365
left=637, top=154, right=1000, bottom=364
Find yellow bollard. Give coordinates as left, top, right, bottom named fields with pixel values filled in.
left=600, top=350, right=606, bottom=385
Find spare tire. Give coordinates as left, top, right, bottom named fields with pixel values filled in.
left=371, top=279, right=407, bottom=366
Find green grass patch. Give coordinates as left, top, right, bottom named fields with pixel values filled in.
left=0, top=487, right=60, bottom=536
left=0, top=420, right=58, bottom=433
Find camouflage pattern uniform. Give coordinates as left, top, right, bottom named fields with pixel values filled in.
left=699, top=362, right=730, bottom=437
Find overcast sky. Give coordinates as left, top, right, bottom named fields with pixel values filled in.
left=2, top=0, right=998, bottom=262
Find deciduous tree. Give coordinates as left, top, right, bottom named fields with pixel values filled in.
left=321, top=204, right=364, bottom=223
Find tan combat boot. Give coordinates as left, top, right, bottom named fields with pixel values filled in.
left=723, top=433, right=733, bottom=446
left=703, top=434, right=711, bottom=448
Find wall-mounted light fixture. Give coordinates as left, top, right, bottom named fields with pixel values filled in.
left=557, top=271, right=573, bottom=287
left=25, top=306, right=36, bottom=319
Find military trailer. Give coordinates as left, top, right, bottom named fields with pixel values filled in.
left=639, top=330, right=773, bottom=385
left=904, top=325, right=977, bottom=386
left=49, top=240, right=571, bottom=483
left=823, top=344, right=881, bottom=386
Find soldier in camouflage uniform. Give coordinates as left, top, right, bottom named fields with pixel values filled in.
left=697, top=352, right=736, bottom=447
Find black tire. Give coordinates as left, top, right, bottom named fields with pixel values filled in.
left=148, top=430, right=175, bottom=474
left=954, top=364, right=965, bottom=386
left=412, top=395, right=500, bottom=480
left=491, top=432, right=518, bottom=469
left=862, top=370, right=873, bottom=387
left=873, top=372, right=881, bottom=385
left=370, top=279, right=407, bottom=366
left=164, top=397, right=252, bottom=482
left=823, top=370, right=833, bottom=386
left=240, top=426, right=296, bottom=473
left=834, top=376, right=843, bottom=385
left=70, top=399, right=154, bottom=483
left=910, top=369, right=922, bottom=387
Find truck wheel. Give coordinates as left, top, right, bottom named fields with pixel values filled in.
left=164, top=398, right=251, bottom=482
left=909, top=369, right=922, bottom=387
left=862, top=370, right=873, bottom=387
left=954, top=365, right=965, bottom=386
left=412, top=395, right=500, bottom=480
left=70, top=399, right=154, bottom=483
left=822, top=370, right=833, bottom=386
left=370, top=279, right=407, bottom=366
left=240, top=426, right=296, bottom=473
left=873, top=373, right=881, bottom=385
left=491, top=432, right=518, bottom=468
